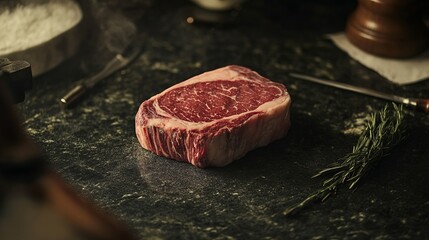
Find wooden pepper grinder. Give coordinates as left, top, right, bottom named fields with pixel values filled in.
left=346, top=0, right=429, bottom=58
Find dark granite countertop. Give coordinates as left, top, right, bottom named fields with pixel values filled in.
left=17, top=0, right=429, bottom=239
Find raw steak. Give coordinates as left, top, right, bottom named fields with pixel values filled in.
left=135, top=65, right=291, bottom=168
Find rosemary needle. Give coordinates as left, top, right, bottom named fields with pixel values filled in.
left=284, top=103, right=406, bottom=216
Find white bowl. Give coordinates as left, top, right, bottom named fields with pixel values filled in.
left=190, top=0, right=244, bottom=11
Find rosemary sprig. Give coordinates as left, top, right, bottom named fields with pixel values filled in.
left=284, top=103, right=406, bottom=216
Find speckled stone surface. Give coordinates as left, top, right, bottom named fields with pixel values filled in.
left=18, top=0, right=429, bottom=239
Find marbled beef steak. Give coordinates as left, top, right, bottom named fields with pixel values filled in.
left=135, top=65, right=291, bottom=168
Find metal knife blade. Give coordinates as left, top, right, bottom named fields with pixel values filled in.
left=289, top=73, right=429, bottom=114
left=60, top=34, right=143, bottom=108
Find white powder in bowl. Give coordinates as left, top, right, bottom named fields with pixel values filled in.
left=0, top=0, right=82, bottom=55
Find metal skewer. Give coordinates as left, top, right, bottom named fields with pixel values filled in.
left=290, top=73, right=429, bottom=114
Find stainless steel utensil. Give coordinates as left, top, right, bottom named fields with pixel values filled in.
left=60, top=35, right=143, bottom=108
left=290, top=73, right=429, bottom=113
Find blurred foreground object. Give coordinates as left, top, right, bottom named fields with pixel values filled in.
left=0, top=57, right=32, bottom=103
left=346, top=0, right=429, bottom=58
left=0, top=68, right=134, bottom=239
